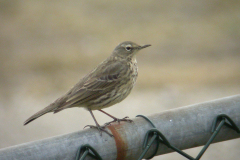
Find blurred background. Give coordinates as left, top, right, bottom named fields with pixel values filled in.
left=0, top=0, right=240, bottom=159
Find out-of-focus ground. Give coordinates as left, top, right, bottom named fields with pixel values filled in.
left=0, top=1, right=240, bottom=159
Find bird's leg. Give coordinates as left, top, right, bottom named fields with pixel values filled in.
left=98, top=109, right=133, bottom=126
left=84, top=109, right=113, bottom=137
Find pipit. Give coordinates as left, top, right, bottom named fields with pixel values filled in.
left=24, top=41, right=151, bottom=136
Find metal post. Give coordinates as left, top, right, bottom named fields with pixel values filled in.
left=0, top=95, right=240, bottom=160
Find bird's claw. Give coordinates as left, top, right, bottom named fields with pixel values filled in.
left=84, top=125, right=113, bottom=137
left=104, top=116, right=133, bottom=127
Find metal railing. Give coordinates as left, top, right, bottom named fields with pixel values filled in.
left=0, top=95, right=240, bottom=160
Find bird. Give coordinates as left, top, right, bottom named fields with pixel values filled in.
left=24, top=41, right=151, bottom=136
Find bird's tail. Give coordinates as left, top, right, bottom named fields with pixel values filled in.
left=24, top=103, right=56, bottom=125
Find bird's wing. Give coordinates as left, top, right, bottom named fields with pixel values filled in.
left=53, top=60, right=128, bottom=112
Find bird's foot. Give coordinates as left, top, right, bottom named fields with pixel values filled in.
left=84, top=125, right=113, bottom=137
left=104, top=116, right=133, bottom=127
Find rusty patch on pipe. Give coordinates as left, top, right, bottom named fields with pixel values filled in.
left=107, top=124, right=128, bottom=160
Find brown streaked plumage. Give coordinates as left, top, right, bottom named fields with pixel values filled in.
left=24, top=41, right=151, bottom=136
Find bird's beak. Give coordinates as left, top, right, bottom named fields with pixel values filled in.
left=139, top=44, right=151, bottom=50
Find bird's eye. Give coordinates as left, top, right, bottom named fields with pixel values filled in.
left=125, top=45, right=132, bottom=51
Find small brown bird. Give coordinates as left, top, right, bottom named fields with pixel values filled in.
left=24, top=41, right=151, bottom=136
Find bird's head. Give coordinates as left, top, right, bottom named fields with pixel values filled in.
left=112, top=41, right=151, bottom=60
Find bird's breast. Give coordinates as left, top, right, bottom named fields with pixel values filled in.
left=129, top=61, right=138, bottom=86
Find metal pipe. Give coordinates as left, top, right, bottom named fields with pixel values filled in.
left=0, top=95, right=240, bottom=160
